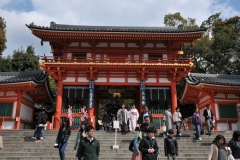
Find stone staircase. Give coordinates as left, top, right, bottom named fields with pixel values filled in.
left=0, top=129, right=233, bottom=160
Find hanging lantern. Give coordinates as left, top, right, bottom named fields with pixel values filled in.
left=177, top=51, right=184, bottom=54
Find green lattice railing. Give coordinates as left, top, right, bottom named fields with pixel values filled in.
left=149, top=109, right=165, bottom=114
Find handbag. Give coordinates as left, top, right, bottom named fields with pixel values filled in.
left=226, top=147, right=235, bottom=160
left=54, top=143, right=59, bottom=148
left=200, top=128, right=204, bottom=135
left=160, top=126, right=166, bottom=132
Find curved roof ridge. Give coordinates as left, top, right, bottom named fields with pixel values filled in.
left=26, top=22, right=207, bottom=33
left=185, top=72, right=240, bottom=86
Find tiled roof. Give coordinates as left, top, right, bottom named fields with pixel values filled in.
left=26, top=22, right=207, bottom=33
left=0, top=71, right=48, bottom=84
left=185, top=73, right=240, bottom=86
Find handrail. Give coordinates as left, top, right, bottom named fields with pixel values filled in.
left=42, top=56, right=193, bottom=64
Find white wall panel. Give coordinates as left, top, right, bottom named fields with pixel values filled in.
left=12, top=101, right=17, bottom=119
left=214, top=93, right=225, bottom=98
left=159, top=78, right=170, bottom=83
left=95, top=78, right=107, bottom=82
left=215, top=103, right=219, bottom=119
left=20, top=103, right=33, bottom=121
left=128, top=78, right=138, bottom=83
left=156, top=43, right=165, bottom=47
left=144, top=43, right=154, bottom=47
left=6, top=91, right=17, bottom=96
left=0, top=92, right=4, bottom=96
left=227, top=94, right=238, bottom=98
left=145, top=78, right=156, bottom=83
left=23, top=94, right=32, bottom=102
left=232, top=123, right=237, bottom=130
left=63, top=77, right=75, bottom=82
left=81, top=42, right=91, bottom=47
left=162, top=54, right=168, bottom=60
left=217, top=123, right=228, bottom=131
left=2, top=121, right=14, bottom=129
left=68, top=42, right=79, bottom=46
left=128, top=43, right=138, bottom=47
left=109, top=78, right=125, bottom=82
left=78, top=77, right=89, bottom=82
left=97, top=43, right=108, bottom=47
left=110, top=43, right=125, bottom=47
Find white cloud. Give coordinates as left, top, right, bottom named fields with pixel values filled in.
left=0, top=0, right=239, bottom=57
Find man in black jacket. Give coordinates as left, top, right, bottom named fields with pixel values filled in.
left=164, top=129, right=178, bottom=160
left=138, top=106, right=153, bottom=126
left=139, top=127, right=159, bottom=160
left=203, top=104, right=215, bottom=136
left=140, top=116, right=157, bottom=133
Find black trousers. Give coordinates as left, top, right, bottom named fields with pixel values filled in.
left=36, top=126, right=43, bottom=140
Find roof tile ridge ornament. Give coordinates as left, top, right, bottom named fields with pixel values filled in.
left=50, top=21, right=56, bottom=28
left=178, top=24, right=184, bottom=30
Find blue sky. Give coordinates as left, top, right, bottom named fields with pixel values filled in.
left=0, top=0, right=240, bottom=57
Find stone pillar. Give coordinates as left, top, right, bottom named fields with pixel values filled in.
left=54, top=80, right=63, bottom=130
left=171, top=82, right=177, bottom=113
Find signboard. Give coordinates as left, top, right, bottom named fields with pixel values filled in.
left=113, top=121, right=119, bottom=129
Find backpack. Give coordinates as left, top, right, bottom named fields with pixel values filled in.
left=129, top=139, right=134, bottom=152
left=129, top=132, right=142, bottom=152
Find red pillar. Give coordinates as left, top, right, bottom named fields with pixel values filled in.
left=171, top=82, right=177, bottom=113
left=15, top=92, right=23, bottom=129
left=88, top=108, right=95, bottom=128
left=54, top=80, right=63, bottom=130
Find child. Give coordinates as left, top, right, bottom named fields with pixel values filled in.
left=164, top=129, right=178, bottom=160
left=139, top=127, right=159, bottom=160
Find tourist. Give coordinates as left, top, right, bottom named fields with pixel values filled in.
left=74, top=122, right=87, bottom=158
left=131, top=126, right=146, bottom=160
left=228, top=130, right=240, bottom=159
left=102, top=110, right=111, bottom=131
left=140, top=116, right=157, bottom=133
left=117, top=104, right=129, bottom=134
left=208, top=134, right=232, bottom=160
left=138, top=106, right=153, bottom=126
left=55, top=118, right=71, bottom=160
left=173, top=107, right=182, bottom=136
left=192, top=107, right=203, bottom=140
left=129, top=104, right=139, bottom=134
left=32, top=109, right=45, bottom=140
left=164, top=129, right=178, bottom=160
left=203, top=104, right=215, bottom=136
left=80, top=105, right=88, bottom=124
left=68, top=105, right=73, bottom=127
left=139, top=127, right=159, bottom=160
left=78, top=125, right=100, bottom=160
left=164, top=106, right=173, bottom=138
left=35, top=107, right=48, bottom=142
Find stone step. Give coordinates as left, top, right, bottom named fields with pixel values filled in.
left=0, top=129, right=234, bottom=160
